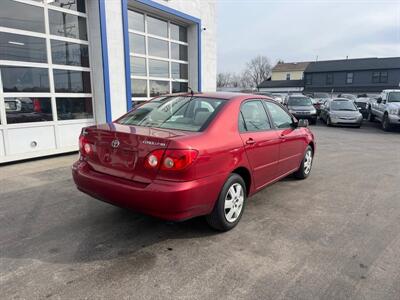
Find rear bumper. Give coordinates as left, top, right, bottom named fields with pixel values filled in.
left=330, top=117, right=363, bottom=126
left=72, top=161, right=226, bottom=221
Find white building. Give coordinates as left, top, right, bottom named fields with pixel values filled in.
left=0, top=0, right=217, bottom=163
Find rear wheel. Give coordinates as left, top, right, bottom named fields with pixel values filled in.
left=206, top=174, right=246, bottom=231
left=294, top=146, right=313, bottom=179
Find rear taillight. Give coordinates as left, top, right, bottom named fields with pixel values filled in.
left=79, top=134, right=91, bottom=156
left=144, top=149, right=198, bottom=171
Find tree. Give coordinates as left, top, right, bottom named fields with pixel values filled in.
left=217, top=72, right=232, bottom=87
left=244, top=55, right=271, bottom=88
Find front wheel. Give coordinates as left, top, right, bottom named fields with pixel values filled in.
left=294, top=146, right=313, bottom=179
left=382, top=114, right=392, bottom=131
left=367, top=110, right=375, bottom=122
left=206, top=174, right=246, bottom=231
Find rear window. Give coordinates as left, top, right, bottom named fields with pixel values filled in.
left=118, top=96, right=225, bottom=132
left=288, top=97, right=312, bottom=106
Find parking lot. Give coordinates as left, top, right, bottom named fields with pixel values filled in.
left=1, top=120, right=399, bottom=299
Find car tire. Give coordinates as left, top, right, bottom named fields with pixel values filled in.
left=294, top=146, right=313, bottom=180
left=382, top=113, right=392, bottom=132
left=206, top=173, right=246, bottom=232
left=367, top=110, right=375, bottom=122
left=326, top=117, right=332, bottom=127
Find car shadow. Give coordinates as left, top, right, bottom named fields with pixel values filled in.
left=1, top=198, right=219, bottom=265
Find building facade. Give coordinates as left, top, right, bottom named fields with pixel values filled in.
left=303, top=57, right=400, bottom=94
left=0, top=0, right=216, bottom=163
left=270, top=62, right=309, bottom=81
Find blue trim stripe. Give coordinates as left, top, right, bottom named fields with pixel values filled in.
left=98, top=0, right=112, bottom=122
left=124, top=0, right=202, bottom=103
left=121, top=0, right=133, bottom=110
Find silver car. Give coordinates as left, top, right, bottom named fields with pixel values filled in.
left=320, top=98, right=363, bottom=127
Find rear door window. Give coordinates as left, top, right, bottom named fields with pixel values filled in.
left=239, top=100, right=271, bottom=131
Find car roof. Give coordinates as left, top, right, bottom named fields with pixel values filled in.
left=159, top=92, right=272, bottom=101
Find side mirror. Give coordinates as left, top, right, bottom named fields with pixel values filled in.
left=377, top=97, right=382, bottom=104
left=297, top=119, right=309, bottom=128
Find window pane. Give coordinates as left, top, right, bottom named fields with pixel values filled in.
left=0, top=32, right=47, bottom=63
left=147, top=16, right=168, bottom=38
left=129, top=33, right=145, bottom=55
left=131, top=79, right=147, bottom=97
left=149, top=59, right=169, bottom=78
left=172, top=82, right=188, bottom=93
left=148, top=38, right=168, bottom=58
left=0, top=0, right=45, bottom=33
left=131, top=56, right=146, bottom=76
left=1, top=66, right=49, bottom=92
left=49, top=11, right=87, bottom=40
left=50, top=0, right=86, bottom=13
left=170, top=23, right=187, bottom=42
left=53, top=70, right=91, bottom=93
left=56, top=97, right=93, bottom=120
left=5, top=97, right=53, bottom=124
left=380, top=72, right=388, bottom=83
left=128, top=10, right=144, bottom=32
left=51, top=40, right=89, bottom=67
left=149, top=80, right=169, bottom=97
left=240, top=101, right=271, bottom=131
left=372, top=72, right=379, bottom=83
left=265, top=102, right=292, bottom=129
left=171, top=43, right=188, bottom=61
left=171, top=63, right=188, bottom=79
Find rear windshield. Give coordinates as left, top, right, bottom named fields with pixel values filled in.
left=288, top=97, right=313, bottom=106
left=117, top=96, right=226, bottom=132
left=331, top=100, right=357, bottom=111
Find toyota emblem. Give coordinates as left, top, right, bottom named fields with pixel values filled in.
left=111, top=139, right=120, bottom=148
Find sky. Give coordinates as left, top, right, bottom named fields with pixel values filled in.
left=217, top=0, right=400, bottom=73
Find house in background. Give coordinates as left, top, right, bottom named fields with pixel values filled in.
left=303, top=57, right=400, bottom=94
left=258, top=61, right=309, bottom=93
left=271, top=61, right=310, bottom=81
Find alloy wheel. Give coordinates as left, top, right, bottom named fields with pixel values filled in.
left=304, top=150, right=313, bottom=175
left=224, top=183, right=244, bottom=223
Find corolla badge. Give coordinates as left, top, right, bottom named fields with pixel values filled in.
left=111, top=139, right=120, bottom=148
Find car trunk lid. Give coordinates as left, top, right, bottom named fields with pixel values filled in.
left=83, top=123, right=187, bottom=183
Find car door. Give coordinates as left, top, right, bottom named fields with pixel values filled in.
left=264, top=101, right=306, bottom=177
left=239, top=100, right=280, bottom=189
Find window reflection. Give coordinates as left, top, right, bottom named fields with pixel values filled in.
left=171, top=43, right=188, bottom=61
left=56, top=97, right=93, bottom=120
left=128, top=10, right=144, bottom=32
left=0, top=32, right=47, bottom=63
left=149, top=59, right=169, bottom=78
left=5, top=97, right=53, bottom=124
left=147, top=16, right=168, bottom=37
left=131, top=79, right=147, bottom=97
left=51, top=40, right=89, bottom=67
left=53, top=70, right=91, bottom=93
left=148, top=38, right=168, bottom=58
left=1, top=67, right=50, bottom=92
left=49, top=11, right=88, bottom=40
left=129, top=33, right=145, bottom=55
left=50, top=0, right=86, bottom=13
left=0, top=0, right=45, bottom=33
left=149, top=80, right=169, bottom=97
left=171, top=63, right=188, bottom=80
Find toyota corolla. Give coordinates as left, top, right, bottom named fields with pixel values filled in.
left=72, top=93, right=315, bottom=231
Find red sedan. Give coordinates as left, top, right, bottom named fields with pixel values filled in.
left=73, top=93, right=315, bottom=231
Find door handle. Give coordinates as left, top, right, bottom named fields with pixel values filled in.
left=246, top=138, right=256, bottom=145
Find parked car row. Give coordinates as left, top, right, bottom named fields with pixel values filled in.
left=266, top=90, right=400, bottom=131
